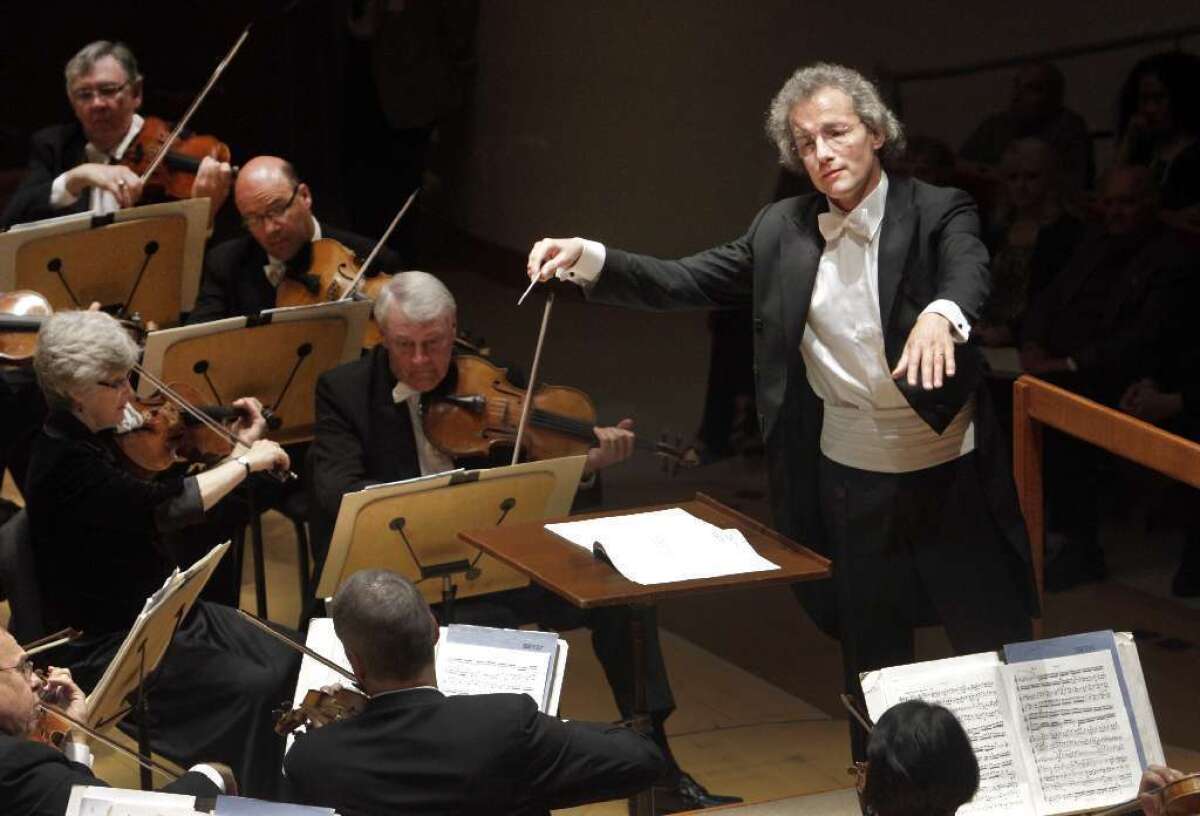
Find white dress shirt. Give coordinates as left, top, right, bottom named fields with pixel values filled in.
left=50, top=114, right=145, bottom=215
left=264, top=218, right=323, bottom=287
left=392, top=380, right=456, bottom=476
left=560, top=172, right=975, bottom=474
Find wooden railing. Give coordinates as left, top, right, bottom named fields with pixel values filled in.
left=1011, top=375, right=1200, bottom=618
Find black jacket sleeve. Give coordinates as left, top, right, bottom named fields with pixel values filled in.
left=311, top=370, right=378, bottom=527
left=0, top=131, right=72, bottom=228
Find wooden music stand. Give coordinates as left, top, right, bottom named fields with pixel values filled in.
left=317, top=456, right=587, bottom=615
left=138, top=300, right=371, bottom=447
left=1012, top=375, right=1200, bottom=634
left=0, top=199, right=209, bottom=327
left=85, top=542, right=229, bottom=790
left=458, top=492, right=831, bottom=816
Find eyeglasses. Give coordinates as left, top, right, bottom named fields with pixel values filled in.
left=242, top=185, right=301, bottom=229
left=70, top=81, right=130, bottom=104
left=96, top=373, right=133, bottom=391
left=793, top=122, right=863, bottom=157
left=0, top=657, right=34, bottom=681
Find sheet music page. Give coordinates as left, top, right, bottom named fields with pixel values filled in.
left=861, top=652, right=1034, bottom=815
left=436, top=625, right=558, bottom=711
left=1114, top=634, right=1165, bottom=767
left=65, top=786, right=197, bottom=816
left=545, top=508, right=780, bottom=585
left=286, top=619, right=360, bottom=755
left=1004, top=650, right=1142, bottom=815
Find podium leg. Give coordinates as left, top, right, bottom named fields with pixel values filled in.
left=629, top=602, right=655, bottom=816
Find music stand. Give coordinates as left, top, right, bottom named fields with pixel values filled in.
left=317, top=456, right=587, bottom=618
left=458, top=493, right=832, bottom=816
left=85, top=542, right=229, bottom=790
left=0, top=199, right=209, bottom=327
left=139, top=300, right=369, bottom=617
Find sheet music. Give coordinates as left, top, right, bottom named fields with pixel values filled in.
left=861, top=653, right=1034, bottom=815
left=1006, top=650, right=1142, bottom=815
left=545, top=507, right=780, bottom=585
left=65, top=786, right=197, bottom=816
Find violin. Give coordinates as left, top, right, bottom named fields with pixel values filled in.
left=422, top=354, right=684, bottom=467
left=1093, top=772, right=1200, bottom=816
left=118, top=364, right=294, bottom=481
left=0, top=291, right=147, bottom=367
left=119, top=115, right=234, bottom=202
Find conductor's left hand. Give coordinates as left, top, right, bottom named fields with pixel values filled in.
left=892, top=313, right=956, bottom=390
left=585, top=418, right=635, bottom=475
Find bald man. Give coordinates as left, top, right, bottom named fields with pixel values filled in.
left=187, top=156, right=401, bottom=325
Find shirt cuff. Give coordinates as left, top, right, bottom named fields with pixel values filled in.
left=556, top=239, right=605, bottom=289
left=63, top=740, right=93, bottom=768
left=578, top=471, right=598, bottom=490
left=922, top=299, right=971, bottom=343
left=189, top=764, right=227, bottom=793
left=50, top=172, right=80, bottom=208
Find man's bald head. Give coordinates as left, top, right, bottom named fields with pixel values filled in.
left=1101, top=164, right=1159, bottom=237
left=234, top=156, right=314, bottom=261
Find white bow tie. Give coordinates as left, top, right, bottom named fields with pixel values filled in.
left=817, top=209, right=871, bottom=242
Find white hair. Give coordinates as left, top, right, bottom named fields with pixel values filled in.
left=766, top=62, right=906, bottom=175
left=34, top=311, right=138, bottom=410
left=373, top=270, right=456, bottom=325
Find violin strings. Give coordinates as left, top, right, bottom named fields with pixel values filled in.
left=131, top=364, right=241, bottom=447
left=37, top=702, right=180, bottom=781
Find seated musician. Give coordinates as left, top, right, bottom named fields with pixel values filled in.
left=284, top=569, right=665, bottom=815
left=309, top=270, right=738, bottom=811
left=186, top=155, right=401, bottom=325
left=0, top=40, right=231, bottom=228
left=0, top=626, right=231, bottom=815
left=860, top=700, right=979, bottom=816
left=24, top=310, right=299, bottom=799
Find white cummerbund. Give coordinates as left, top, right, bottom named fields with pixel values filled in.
left=820, top=397, right=976, bottom=473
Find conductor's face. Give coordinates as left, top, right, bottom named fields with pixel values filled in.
left=789, top=87, right=884, bottom=213
left=380, top=309, right=456, bottom=393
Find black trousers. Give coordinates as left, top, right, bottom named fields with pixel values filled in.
left=435, top=586, right=676, bottom=719
left=819, top=453, right=1032, bottom=758
left=46, top=602, right=300, bottom=800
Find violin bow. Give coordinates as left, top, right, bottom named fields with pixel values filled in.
left=510, top=290, right=555, bottom=466
left=21, top=628, right=82, bottom=657
left=130, top=362, right=297, bottom=481
left=336, top=187, right=419, bottom=301
left=235, top=609, right=360, bottom=686
left=137, top=25, right=252, bottom=186
left=37, top=701, right=182, bottom=781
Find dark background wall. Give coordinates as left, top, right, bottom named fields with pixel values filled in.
left=2, top=1, right=1199, bottom=254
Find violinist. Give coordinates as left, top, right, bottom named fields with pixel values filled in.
left=0, top=41, right=232, bottom=228
left=309, top=271, right=739, bottom=811
left=283, top=569, right=664, bottom=816
left=186, top=156, right=401, bottom=325
left=24, top=310, right=299, bottom=799
left=0, top=627, right=229, bottom=816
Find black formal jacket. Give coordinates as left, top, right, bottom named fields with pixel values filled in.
left=0, top=735, right=218, bottom=816
left=588, top=175, right=1036, bottom=631
left=187, top=225, right=403, bottom=324
left=283, top=688, right=663, bottom=816
left=1, top=123, right=91, bottom=228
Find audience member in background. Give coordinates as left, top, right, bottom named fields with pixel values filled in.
left=960, top=62, right=1093, bottom=196
left=1021, top=165, right=1192, bottom=590
left=1120, top=302, right=1200, bottom=597
left=1117, top=51, right=1200, bottom=228
left=860, top=700, right=979, bottom=816
left=977, top=138, right=1084, bottom=348
left=891, top=134, right=957, bottom=187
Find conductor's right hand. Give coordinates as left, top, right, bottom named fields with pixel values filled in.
left=64, top=163, right=144, bottom=208
left=241, top=439, right=290, bottom=474
left=527, top=237, right=585, bottom=282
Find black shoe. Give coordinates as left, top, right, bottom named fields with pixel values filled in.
left=1043, top=538, right=1107, bottom=592
left=650, top=772, right=742, bottom=813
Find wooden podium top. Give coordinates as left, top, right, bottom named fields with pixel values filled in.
left=458, top=493, right=831, bottom=608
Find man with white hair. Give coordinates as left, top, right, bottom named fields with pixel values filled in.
left=310, top=270, right=739, bottom=811
left=526, top=62, right=1037, bottom=758
left=1, top=40, right=231, bottom=227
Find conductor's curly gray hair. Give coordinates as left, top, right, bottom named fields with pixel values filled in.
left=766, top=63, right=906, bottom=175
left=34, top=310, right=138, bottom=410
